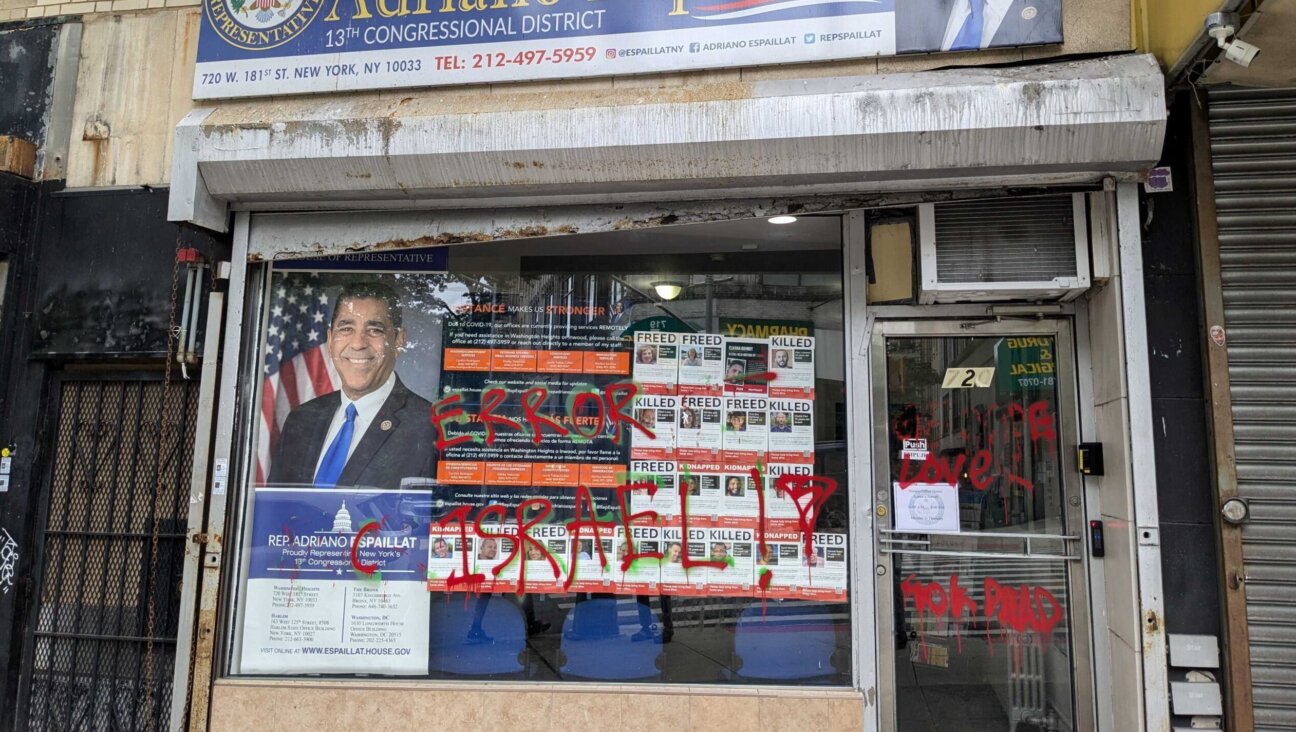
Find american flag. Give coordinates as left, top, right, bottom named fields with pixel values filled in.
left=258, top=275, right=340, bottom=483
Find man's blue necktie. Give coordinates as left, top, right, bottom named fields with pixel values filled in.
left=314, top=403, right=358, bottom=487
left=949, top=0, right=985, bottom=51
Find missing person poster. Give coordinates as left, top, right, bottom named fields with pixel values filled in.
left=519, top=523, right=569, bottom=594
left=769, top=335, right=816, bottom=398
left=633, top=331, right=680, bottom=392
left=723, top=395, right=769, bottom=464
left=241, top=488, right=431, bottom=675
left=677, top=463, right=722, bottom=520
left=754, top=530, right=804, bottom=600
left=659, top=526, right=707, bottom=596
left=718, top=466, right=760, bottom=523
left=768, top=397, right=815, bottom=463
left=427, top=523, right=475, bottom=593
left=676, top=394, right=723, bottom=461
left=724, top=337, right=770, bottom=394
left=706, top=526, right=756, bottom=595
left=631, top=394, right=678, bottom=460
left=678, top=333, right=725, bottom=395
left=802, top=532, right=849, bottom=601
left=566, top=525, right=617, bottom=592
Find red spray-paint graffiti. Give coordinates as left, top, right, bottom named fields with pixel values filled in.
left=900, top=574, right=1064, bottom=667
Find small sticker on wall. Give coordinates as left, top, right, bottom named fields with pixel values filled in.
left=1145, top=166, right=1174, bottom=193
left=1210, top=325, right=1227, bottom=348
left=942, top=367, right=995, bottom=389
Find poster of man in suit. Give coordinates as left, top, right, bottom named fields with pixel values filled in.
left=896, top=0, right=1062, bottom=54
left=264, top=278, right=440, bottom=491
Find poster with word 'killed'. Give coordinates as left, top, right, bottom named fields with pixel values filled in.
left=768, top=397, right=815, bottom=463
left=706, top=526, right=756, bottom=596
left=631, top=394, right=678, bottom=460
left=769, top=335, right=815, bottom=397
left=659, top=525, right=708, bottom=597
left=242, top=488, right=431, bottom=675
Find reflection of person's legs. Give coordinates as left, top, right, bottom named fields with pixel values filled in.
left=632, top=594, right=655, bottom=641
left=659, top=594, right=673, bottom=643
left=523, top=593, right=550, bottom=635
left=467, top=593, right=492, bottom=643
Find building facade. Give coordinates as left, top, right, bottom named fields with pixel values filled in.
left=5, top=0, right=1272, bottom=730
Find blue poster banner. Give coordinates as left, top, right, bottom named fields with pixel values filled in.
left=195, top=0, right=1063, bottom=99
left=241, top=488, right=434, bottom=674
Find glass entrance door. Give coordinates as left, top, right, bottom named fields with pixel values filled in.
left=872, top=321, right=1093, bottom=732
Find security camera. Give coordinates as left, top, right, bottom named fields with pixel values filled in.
left=1206, top=11, right=1261, bottom=68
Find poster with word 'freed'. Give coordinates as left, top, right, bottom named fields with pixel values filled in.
left=627, top=459, right=679, bottom=519
left=633, top=331, right=679, bottom=392
left=723, top=395, right=769, bottom=463
left=678, top=333, right=725, bottom=395
left=242, top=488, right=431, bottom=675
left=676, top=394, right=723, bottom=461
left=612, top=524, right=661, bottom=593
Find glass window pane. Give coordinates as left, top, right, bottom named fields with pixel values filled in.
left=234, top=218, right=853, bottom=685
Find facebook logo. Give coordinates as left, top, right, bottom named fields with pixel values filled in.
left=804, top=33, right=816, bottom=44
left=689, top=42, right=701, bottom=52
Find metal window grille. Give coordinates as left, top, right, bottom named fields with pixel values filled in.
left=20, top=375, right=199, bottom=732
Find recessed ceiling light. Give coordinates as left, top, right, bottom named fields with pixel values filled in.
left=768, top=215, right=798, bottom=225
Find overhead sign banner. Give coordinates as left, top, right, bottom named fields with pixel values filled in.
left=195, top=0, right=1063, bottom=99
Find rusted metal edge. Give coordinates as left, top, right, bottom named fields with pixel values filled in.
left=1190, top=95, right=1256, bottom=732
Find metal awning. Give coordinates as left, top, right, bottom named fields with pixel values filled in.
left=169, top=54, right=1166, bottom=235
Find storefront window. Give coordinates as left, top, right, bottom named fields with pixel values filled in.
left=233, top=218, right=853, bottom=684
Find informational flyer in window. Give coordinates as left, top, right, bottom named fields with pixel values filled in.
left=724, top=337, right=770, bottom=394
left=658, top=525, right=707, bottom=596
left=754, top=530, right=805, bottom=600
left=633, top=331, right=680, bottom=393
left=706, top=526, right=756, bottom=595
left=802, top=532, right=849, bottom=601
left=892, top=481, right=961, bottom=534
left=768, top=335, right=816, bottom=398
left=627, top=459, right=679, bottom=519
left=723, top=395, right=769, bottom=464
left=241, top=488, right=431, bottom=675
left=678, top=333, right=726, bottom=395
left=767, top=397, right=815, bottom=463
left=566, top=525, right=617, bottom=593
left=676, top=394, right=723, bottom=462
left=612, top=524, right=661, bottom=593
left=631, top=394, right=678, bottom=460
left=718, top=466, right=760, bottom=524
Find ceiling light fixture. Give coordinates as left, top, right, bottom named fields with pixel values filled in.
left=768, top=215, right=798, bottom=225
left=653, top=281, right=685, bottom=300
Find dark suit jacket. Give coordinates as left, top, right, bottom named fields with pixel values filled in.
left=896, top=0, right=1062, bottom=54
left=267, top=377, right=437, bottom=490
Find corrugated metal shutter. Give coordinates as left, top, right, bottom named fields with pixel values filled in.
left=1210, top=86, right=1296, bottom=731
